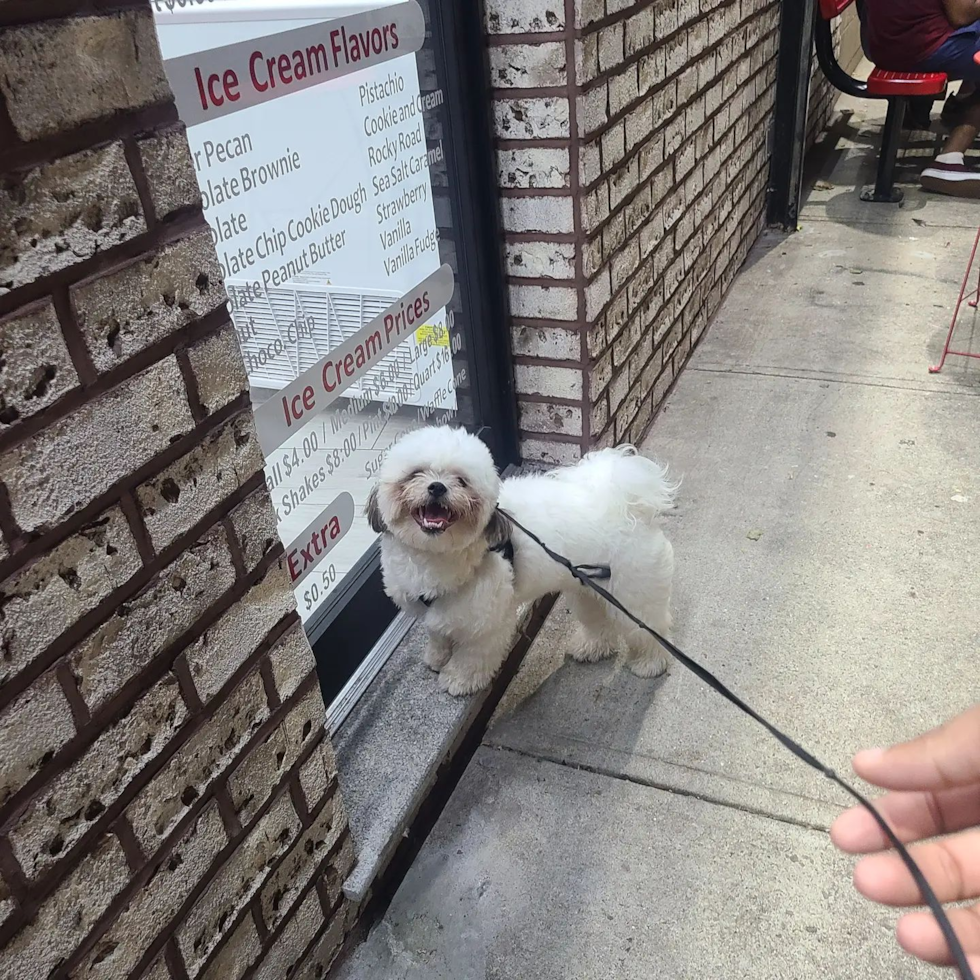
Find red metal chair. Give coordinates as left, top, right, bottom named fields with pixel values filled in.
left=815, top=0, right=947, bottom=202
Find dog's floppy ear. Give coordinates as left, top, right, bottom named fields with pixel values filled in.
left=365, top=486, right=387, bottom=533
left=484, top=507, right=512, bottom=549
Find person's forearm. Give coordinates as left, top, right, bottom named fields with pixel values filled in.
left=944, top=0, right=980, bottom=28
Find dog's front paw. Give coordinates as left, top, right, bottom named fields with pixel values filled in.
left=567, top=625, right=615, bottom=664
left=422, top=636, right=453, bottom=671
left=438, top=662, right=494, bottom=697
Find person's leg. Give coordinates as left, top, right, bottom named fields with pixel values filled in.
left=942, top=103, right=980, bottom=155
left=921, top=101, right=980, bottom=195
left=915, top=23, right=980, bottom=195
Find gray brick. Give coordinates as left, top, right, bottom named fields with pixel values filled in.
left=493, top=97, right=569, bottom=139
left=497, top=148, right=570, bottom=189
left=127, top=670, right=269, bottom=854
left=591, top=393, right=609, bottom=434
left=489, top=42, right=566, bottom=87
left=519, top=401, right=583, bottom=437
left=0, top=302, right=78, bottom=431
left=228, top=688, right=325, bottom=825
left=585, top=267, right=612, bottom=321
left=519, top=437, right=582, bottom=466
left=0, top=506, right=141, bottom=688
left=510, top=324, right=581, bottom=360
left=259, top=795, right=346, bottom=932
left=137, top=412, right=264, bottom=553
left=485, top=0, right=564, bottom=33
left=0, top=10, right=170, bottom=141
left=601, top=121, right=626, bottom=172
left=514, top=365, right=583, bottom=401
left=138, top=126, right=203, bottom=221
left=187, top=325, right=249, bottom=416
left=0, top=143, right=145, bottom=292
left=609, top=65, right=639, bottom=117
left=0, top=357, right=194, bottom=534
left=580, top=140, right=602, bottom=185
left=509, top=283, right=578, bottom=321
left=293, top=904, right=352, bottom=980
left=501, top=197, right=574, bottom=234
left=504, top=241, right=576, bottom=279
left=0, top=671, right=75, bottom=809
left=576, top=0, right=605, bottom=28
left=268, top=625, right=316, bottom=704
left=184, top=559, right=295, bottom=703
left=0, top=835, right=130, bottom=980
left=298, top=742, right=335, bottom=813
left=230, top=490, right=281, bottom=574
left=138, top=955, right=173, bottom=980
left=9, top=675, right=189, bottom=881
left=0, top=878, right=13, bottom=932
left=74, top=232, right=225, bottom=372
left=70, top=526, right=235, bottom=713
left=76, top=804, right=227, bottom=980
left=589, top=350, right=613, bottom=401
left=598, top=22, right=624, bottom=71
left=625, top=7, right=655, bottom=57
left=577, top=84, right=609, bottom=136
left=575, top=35, right=600, bottom=86
left=178, top=793, right=300, bottom=974
left=252, top=889, right=322, bottom=980
left=200, top=914, right=261, bottom=980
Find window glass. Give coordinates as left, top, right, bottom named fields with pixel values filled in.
left=154, top=0, right=472, bottom=624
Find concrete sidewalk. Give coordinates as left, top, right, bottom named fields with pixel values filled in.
left=333, top=99, right=980, bottom=979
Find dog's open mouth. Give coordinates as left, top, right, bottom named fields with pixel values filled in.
left=414, top=502, right=456, bottom=534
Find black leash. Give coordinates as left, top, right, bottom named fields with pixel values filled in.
left=499, top=507, right=975, bottom=980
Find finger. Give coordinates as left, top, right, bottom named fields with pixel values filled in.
left=854, top=704, right=980, bottom=792
left=831, top=784, right=980, bottom=854
left=852, top=829, right=980, bottom=905
left=895, top=902, right=980, bottom=968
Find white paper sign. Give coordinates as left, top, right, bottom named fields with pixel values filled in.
left=253, top=262, right=454, bottom=453
left=284, top=490, right=356, bottom=587
left=164, top=0, right=425, bottom=125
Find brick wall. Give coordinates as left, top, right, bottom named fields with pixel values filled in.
left=487, top=0, right=806, bottom=461
left=0, top=4, right=354, bottom=979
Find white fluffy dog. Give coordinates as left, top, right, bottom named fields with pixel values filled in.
left=367, top=426, right=677, bottom=696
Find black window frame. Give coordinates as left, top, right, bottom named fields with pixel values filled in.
left=308, top=0, right=518, bottom=709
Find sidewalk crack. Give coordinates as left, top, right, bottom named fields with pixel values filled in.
left=488, top=742, right=833, bottom=835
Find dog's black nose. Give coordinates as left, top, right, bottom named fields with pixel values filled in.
left=428, top=481, right=447, bottom=498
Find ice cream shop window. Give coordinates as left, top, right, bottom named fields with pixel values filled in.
left=152, top=0, right=516, bottom=719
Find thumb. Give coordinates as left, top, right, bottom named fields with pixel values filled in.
left=854, top=703, right=980, bottom=792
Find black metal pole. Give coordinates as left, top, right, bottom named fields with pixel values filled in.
left=767, top=0, right=817, bottom=230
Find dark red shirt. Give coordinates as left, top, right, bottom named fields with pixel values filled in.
left=865, top=0, right=953, bottom=68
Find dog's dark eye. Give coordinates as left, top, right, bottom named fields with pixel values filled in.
left=457, top=477, right=468, bottom=488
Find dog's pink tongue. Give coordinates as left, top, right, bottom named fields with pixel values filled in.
left=423, top=503, right=449, bottom=527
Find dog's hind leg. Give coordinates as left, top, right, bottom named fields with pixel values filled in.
left=623, top=603, right=672, bottom=679
left=566, top=588, right=617, bottom=663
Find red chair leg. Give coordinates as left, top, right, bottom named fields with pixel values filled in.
left=931, top=223, right=980, bottom=373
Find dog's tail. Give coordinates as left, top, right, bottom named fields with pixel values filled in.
left=564, top=444, right=679, bottom=526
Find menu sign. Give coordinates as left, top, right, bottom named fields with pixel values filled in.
left=164, top=2, right=426, bottom=124
left=155, top=1, right=462, bottom=621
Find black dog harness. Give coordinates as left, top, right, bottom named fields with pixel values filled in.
left=417, top=537, right=517, bottom=608
left=416, top=526, right=611, bottom=608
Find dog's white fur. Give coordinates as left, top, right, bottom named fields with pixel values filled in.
left=367, top=426, right=677, bottom=696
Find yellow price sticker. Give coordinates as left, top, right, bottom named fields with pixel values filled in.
left=415, top=323, right=449, bottom=348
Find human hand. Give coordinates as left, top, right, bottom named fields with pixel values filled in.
left=831, top=704, right=980, bottom=973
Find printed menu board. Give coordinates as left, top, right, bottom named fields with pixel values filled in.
left=155, top=0, right=463, bottom=621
